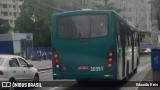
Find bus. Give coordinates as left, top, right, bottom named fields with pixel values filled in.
left=51, top=10, right=140, bottom=81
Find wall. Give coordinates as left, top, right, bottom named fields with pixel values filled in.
left=0, top=41, right=14, bottom=54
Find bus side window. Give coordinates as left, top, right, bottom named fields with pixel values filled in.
left=119, top=23, right=125, bottom=47
left=125, top=25, right=129, bottom=47
left=118, top=35, right=121, bottom=46
left=117, top=22, right=121, bottom=47
left=134, top=32, right=138, bottom=46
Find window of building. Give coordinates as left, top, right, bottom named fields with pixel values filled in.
left=5, top=20, right=9, bottom=23
left=13, top=5, right=16, bottom=10
left=13, top=12, right=17, bottom=17
left=1, top=12, right=3, bottom=15
left=10, top=20, right=13, bottom=23
left=3, top=4, right=7, bottom=8
left=3, top=12, right=8, bottom=16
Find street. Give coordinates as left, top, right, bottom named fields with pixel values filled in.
left=16, top=55, right=152, bottom=90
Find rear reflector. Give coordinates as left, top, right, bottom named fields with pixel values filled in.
left=0, top=70, right=3, bottom=75
left=56, top=65, right=60, bottom=68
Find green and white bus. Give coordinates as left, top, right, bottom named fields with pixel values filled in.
left=51, top=10, right=140, bottom=81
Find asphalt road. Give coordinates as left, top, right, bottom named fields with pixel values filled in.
left=5, top=55, right=152, bottom=90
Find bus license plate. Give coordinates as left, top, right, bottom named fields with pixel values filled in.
left=90, top=66, right=103, bottom=71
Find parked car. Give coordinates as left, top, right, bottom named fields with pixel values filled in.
left=0, top=54, right=39, bottom=82
left=140, top=48, right=151, bottom=55
left=140, top=42, right=153, bottom=55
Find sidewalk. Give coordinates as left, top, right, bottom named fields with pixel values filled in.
left=138, top=69, right=160, bottom=90
left=27, top=59, right=52, bottom=71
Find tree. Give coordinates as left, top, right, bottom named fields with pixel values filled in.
left=0, top=19, right=11, bottom=34
left=14, top=0, right=56, bottom=47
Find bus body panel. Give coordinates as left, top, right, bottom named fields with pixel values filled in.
left=52, top=11, right=118, bottom=80
left=52, top=10, right=139, bottom=81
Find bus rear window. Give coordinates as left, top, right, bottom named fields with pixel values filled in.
left=57, top=15, right=108, bottom=39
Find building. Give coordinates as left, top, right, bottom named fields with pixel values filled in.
left=150, top=0, right=160, bottom=46
left=53, top=0, right=100, bottom=11
left=106, top=0, right=152, bottom=32
left=0, top=33, right=33, bottom=59
left=0, top=0, right=24, bottom=32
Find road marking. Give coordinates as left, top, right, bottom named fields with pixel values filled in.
left=49, top=85, right=63, bottom=90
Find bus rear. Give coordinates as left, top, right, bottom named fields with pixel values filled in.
left=52, top=11, right=117, bottom=80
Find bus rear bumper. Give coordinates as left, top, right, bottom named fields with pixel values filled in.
left=53, top=73, right=117, bottom=80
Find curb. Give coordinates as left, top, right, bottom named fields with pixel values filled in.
left=138, top=69, right=160, bottom=90
left=38, top=67, right=52, bottom=72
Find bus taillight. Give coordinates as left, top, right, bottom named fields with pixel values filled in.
left=106, top=48, right=114, bottom=69
left=54, top=54, right=58, bottom=58
left=53, top=49, right=61, bottom=70
left=108, top=58, right=113, bottom=62
left=54, top=59, right=59, bottom=63
left=109, top=52, right=113, bottom=57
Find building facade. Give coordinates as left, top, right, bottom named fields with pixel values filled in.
left=107, top=0, right=151, bottom=32
left=0, top=0, right=23, bottom=30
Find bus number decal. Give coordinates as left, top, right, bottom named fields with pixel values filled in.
left=90, top=67, right=103, bottom=71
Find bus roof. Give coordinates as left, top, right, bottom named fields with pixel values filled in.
left=52, top=10, right=138, bottom=31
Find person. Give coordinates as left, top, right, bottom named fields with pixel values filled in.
left=37, top=51, right=41, bottom=62
left=42, top=52, right=47, bottom=60
left=48, top=52, right=52, bottom=60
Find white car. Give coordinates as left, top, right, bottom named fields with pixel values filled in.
left=140, top=48, right=151, bottom=55
left=0, top=55, right=39, bottom=82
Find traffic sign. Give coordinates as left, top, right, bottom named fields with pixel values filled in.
left=26, top=33, right=33, bottom=40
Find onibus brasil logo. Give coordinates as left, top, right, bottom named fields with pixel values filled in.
left=2, top=82, right=42, bottom=88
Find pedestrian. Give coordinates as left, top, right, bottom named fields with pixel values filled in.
left=48, top=52, right=52, bottom=60
left=37, top=51, right=41, bottom=62
left=42, top=52, right=47, bottom=60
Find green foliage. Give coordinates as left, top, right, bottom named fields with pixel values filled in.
left=14, top=0, right=55, bottom=47
left=0, top=19, right=11, bottom=34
